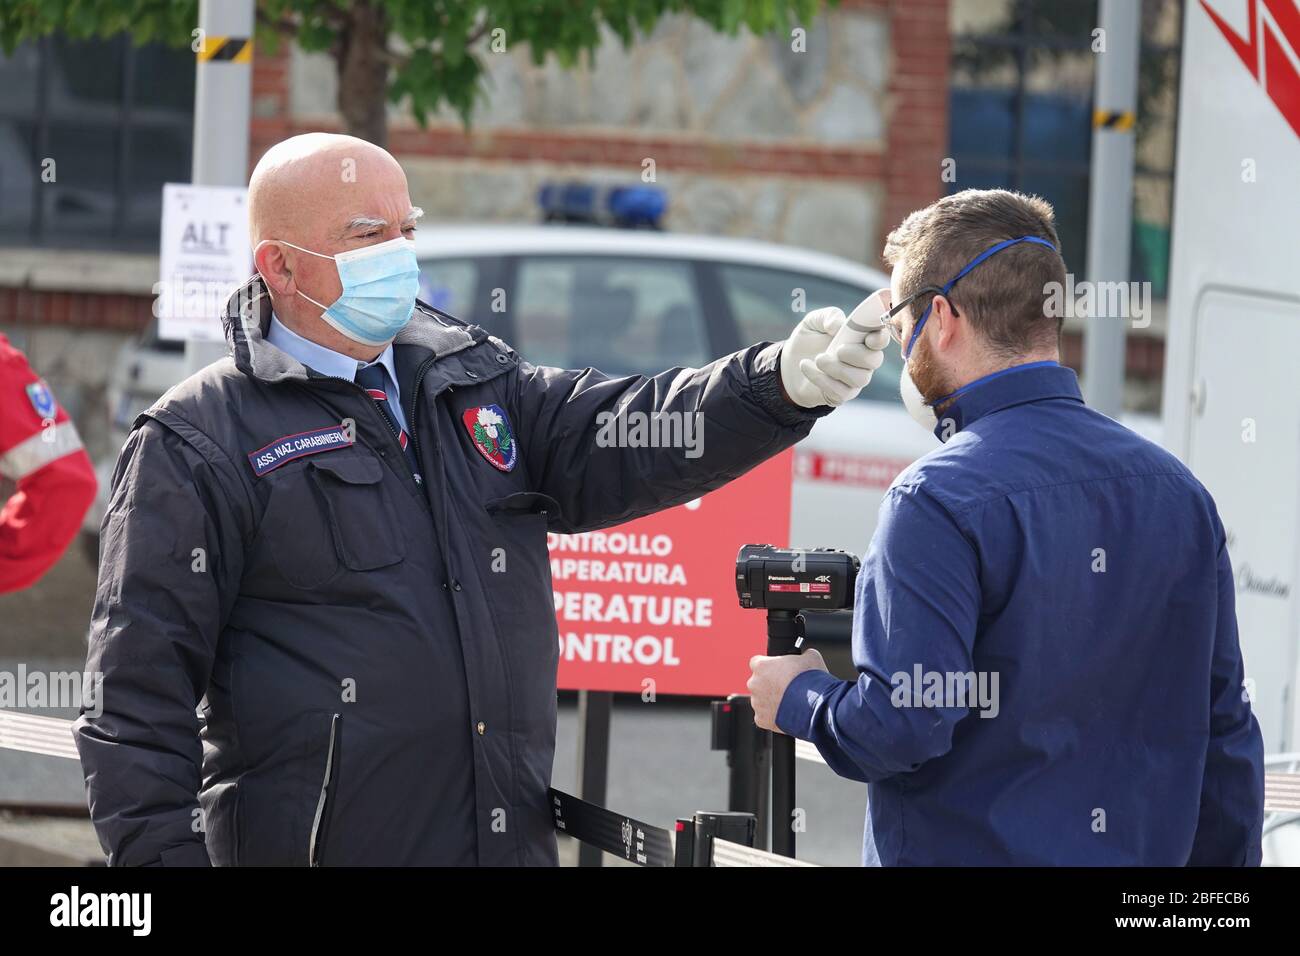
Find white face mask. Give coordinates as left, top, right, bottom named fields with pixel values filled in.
left=900, top=359, right=939, bottom=433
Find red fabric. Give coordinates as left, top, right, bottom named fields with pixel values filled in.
left=0, top=334, right=97, bottom=593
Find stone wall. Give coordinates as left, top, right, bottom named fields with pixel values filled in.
left=286, top=8, right=895, bottom=264
left=400, top=157, right=883, bottom=264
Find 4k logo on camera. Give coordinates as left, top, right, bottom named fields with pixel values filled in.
left=462, top=404, right=517, bottom=472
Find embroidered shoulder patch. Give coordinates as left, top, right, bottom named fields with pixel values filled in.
left=26, top=381, right=56, bottom=420
left=461, top=404, right=517, bottom=473
left=248, top=425, right=354, bottom=477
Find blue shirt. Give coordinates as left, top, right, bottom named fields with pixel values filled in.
left=778, top=362, right=1265, bottom=865
left=265, top=315, right=409, bottom=434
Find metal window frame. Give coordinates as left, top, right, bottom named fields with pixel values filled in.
left=0, top=33, right=193, bottom=249
left=951, top=0, right=1183, bottom=188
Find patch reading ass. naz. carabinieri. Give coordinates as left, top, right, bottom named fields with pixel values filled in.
left=247, top=425, right=354, bottom=477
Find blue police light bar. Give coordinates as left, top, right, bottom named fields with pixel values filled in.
left=538, top=182, right=666, bottom=229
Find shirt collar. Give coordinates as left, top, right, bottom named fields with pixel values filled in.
left=266, top=314, right=399, bottom=391
left=934, top=361, right=1082, bottom=440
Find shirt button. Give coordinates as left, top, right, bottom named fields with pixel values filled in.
left=466, top=370, right=478, bottom=379
left=452, top=580, right=462, bottom=592
left=476, top=721, right=486, bottom=736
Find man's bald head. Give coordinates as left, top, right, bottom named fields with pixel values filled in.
left=249, top=133, right=424, bottom=360
left=249, top=133, right=417, bottom=247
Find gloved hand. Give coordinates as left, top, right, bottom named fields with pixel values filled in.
left=779, top=293, right=891, bottom=408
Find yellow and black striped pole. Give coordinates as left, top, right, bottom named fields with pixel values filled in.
left=1082, top=0, right=1141, bottom=419
left=1092, top=109, right=1136, bottom=132
left=197, top=35, right=253, bottom=65
left=186, top=0, right=255, bottom=375
left=191, top=0, right=254, bottom=190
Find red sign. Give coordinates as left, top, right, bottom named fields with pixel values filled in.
left=551, top=451, right=793, bottom=697
left=1202, top=0, right=1300, bottom=141
left=794, top=449, right=911, bottom=489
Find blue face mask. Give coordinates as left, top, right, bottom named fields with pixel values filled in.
left=272, top=236, right=421, bottom=347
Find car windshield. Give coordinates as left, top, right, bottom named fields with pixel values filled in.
left=717, top=263, right=902, bottom=403
left=418, top=252, right=903, bottom=403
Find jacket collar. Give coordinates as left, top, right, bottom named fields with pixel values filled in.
left=222, top=275, right=476, bottom=385
left=936, top=361, right=1083, bottom=439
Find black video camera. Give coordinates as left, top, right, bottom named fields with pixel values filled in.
left=734, top=544, right=859, bottom=612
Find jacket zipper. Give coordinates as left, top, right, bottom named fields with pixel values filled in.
left=322, top=373, right=425, bottom=490
left=309, top=713, right=342, bottom=867
left=403, top=357, right=436, bottom=488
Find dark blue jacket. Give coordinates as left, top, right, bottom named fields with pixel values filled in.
left=779, top=362, right=1265, bottom=865
left=75, top=276, right=822, bottom=866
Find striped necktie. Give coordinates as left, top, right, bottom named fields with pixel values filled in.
left=356, top=363, right=420, bottom=482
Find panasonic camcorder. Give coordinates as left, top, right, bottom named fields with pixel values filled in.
left=734, top=544, right=859, bottom=612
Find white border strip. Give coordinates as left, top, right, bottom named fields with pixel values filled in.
left=712, top=838, right=820, bottom=867
left=0, top=711, right=79, bottom=760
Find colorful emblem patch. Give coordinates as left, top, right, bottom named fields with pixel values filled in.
left=26, top=381, right=56, bottom=420
left=247, top=425, right=355, bottom=477
left=462, top=404, right=517, bottom=472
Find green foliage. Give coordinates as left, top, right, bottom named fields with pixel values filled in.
left=1, top=0, right=831, bottom=129
left=0, top=0, right=199, bottom=50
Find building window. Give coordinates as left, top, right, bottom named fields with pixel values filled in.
left=949, top=0, right=1183, bottom=298
left=0, top=34, right=194, bottom=252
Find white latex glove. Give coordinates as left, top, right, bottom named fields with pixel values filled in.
left=779, top=293, right=891, bottom=408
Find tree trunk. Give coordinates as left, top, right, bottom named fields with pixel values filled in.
left=335, top=1, right=390, bottom=147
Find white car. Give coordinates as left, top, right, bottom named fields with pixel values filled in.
left=410, top=224, right=933, bottom=563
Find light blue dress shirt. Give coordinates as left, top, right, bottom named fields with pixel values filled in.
left=265, top=314, right=409, bottom=434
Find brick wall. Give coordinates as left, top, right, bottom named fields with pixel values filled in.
left=882, top=0, right=950, bottom=255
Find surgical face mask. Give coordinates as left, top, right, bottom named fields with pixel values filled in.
left=266, top=236, right=420, bottom=347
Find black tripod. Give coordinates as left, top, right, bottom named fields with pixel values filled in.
left=766, top=608, right=804, bottom=858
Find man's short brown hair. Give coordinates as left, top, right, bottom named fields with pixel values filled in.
left=882, top=189, right=1067, bottom=358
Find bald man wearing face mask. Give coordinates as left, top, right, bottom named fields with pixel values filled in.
left=73, top=133, right=888, bottom=867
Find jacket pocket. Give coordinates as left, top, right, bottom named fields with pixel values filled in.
left=310, top=456, right=406, bottom=572
left=484, top=491, right=561, bottom=519
left=231, top=711, right=324, bottom=866
left=309, top=713, right=343, bottom=867
left=259, top=452, right=406, bottom=590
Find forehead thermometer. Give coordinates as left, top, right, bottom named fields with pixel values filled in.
left=825, top=288, right=891, bottom=353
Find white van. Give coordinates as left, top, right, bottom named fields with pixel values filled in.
left=1162, top=0, right=1300, bottom=758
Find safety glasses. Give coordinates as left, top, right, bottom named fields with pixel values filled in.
left=881, top=286, right=946, bottom=349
